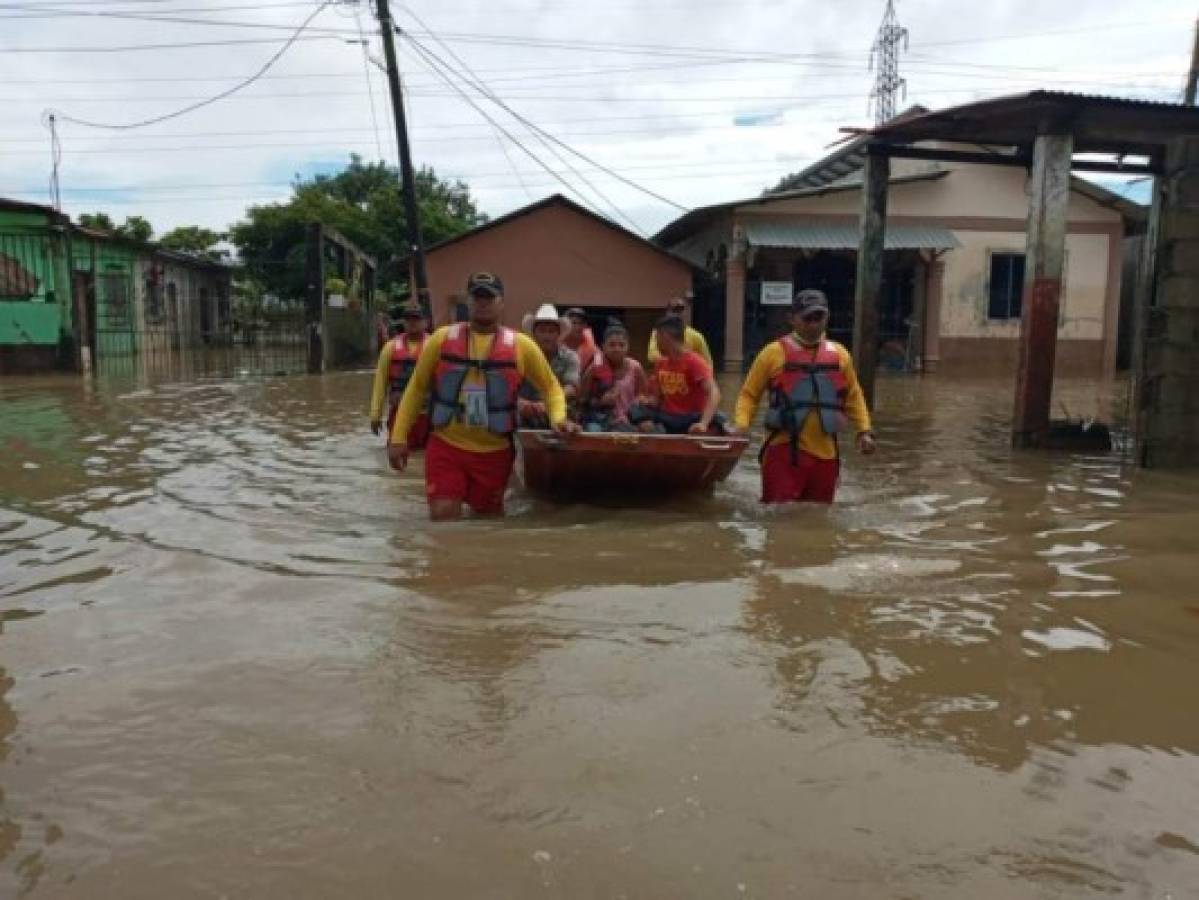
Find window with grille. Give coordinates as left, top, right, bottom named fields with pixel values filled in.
left=988, top=252, right=1025, bottom=320
left=101, top=273, right=130, bottom=326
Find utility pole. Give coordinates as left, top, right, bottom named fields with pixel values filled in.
left=1185, top=17, right=1199, bottom=105
left=868, top=0, right=909, bottom=125
left=373, top=0, right=430, bottom=315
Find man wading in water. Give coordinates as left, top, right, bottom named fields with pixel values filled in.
left=735, top=288, right=875, bottom=504
left=368, top=298, right=429, bottom=447
left=388, top=272, right=577, bottom=520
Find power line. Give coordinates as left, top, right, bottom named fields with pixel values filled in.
left=4, top=54, right=1183, bottom=87
left=7, top=78, right=1181, bottom=105
left=403, top=31, right=687, bottom=212
left=400, top=5, right=640, bottom=231
left=0, top=156, right=823, bottom=193
left=399, top=29, right=625, bottom=227
left=0, top=5, right=362, bottom=31
left=0, top=0, right=318, bottom=15
left=352, top=2, right=385, bottom=161
left=45, top=2, right=335, bottom=129
left=1, top=34, right=340, bottom=52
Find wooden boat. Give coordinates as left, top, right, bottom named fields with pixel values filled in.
left=516, top=429, right=749, bottom=497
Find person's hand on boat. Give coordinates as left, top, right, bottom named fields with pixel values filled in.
left=552, top=419, right=580, bottom=435
left=688, top=421, right=710, bottom=435
left=370, top=419, right=382, bottom=436
left=388, top=442, right=410, bottom=472
left=856, top=431, right=877, bottom=455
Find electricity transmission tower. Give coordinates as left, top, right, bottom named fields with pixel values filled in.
left=868, top=0, right=909, bottom=125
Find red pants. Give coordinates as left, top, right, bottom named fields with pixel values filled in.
left=761, top=442, right=840, bottom=504
left=424, top=434, right=515, bottom=515
left=387, top=406, right=430, bottom=450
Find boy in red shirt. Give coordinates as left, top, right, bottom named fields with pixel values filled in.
left=632, top=315, right=727, bottom=435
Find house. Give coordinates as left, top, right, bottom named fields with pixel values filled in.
left=72, top=227, right=232, bottom=374
left=421, top=194, right=695, bottom=358
left=654, top=131, right=1143, bottom=374
left=0, top=199, right=74, bottom=373
left=0, top=196, right=232, bottom=376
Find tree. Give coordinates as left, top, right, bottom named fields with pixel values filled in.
left=78, top=212, right=114, bottom=232
left=77, top=213, right=154, bottom=242
left=160, top=226, right=226, bottom=261
left=117, top=216, right=153, bottom=243
left=230, top=155, right=486, bottom=301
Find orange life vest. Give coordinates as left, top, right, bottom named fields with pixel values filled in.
left=388, top=334, right=423, bottom=402
left=429, top=324, right=521, bottom=435
left=766, top=336, right=849, bottom=438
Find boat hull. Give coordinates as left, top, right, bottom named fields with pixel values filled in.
left=517, top=429, right=749, bottom=497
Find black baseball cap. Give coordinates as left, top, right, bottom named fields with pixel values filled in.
left=793, top=288, right=829, bottom=314
left=466, top=271, right=504, bottom=297
left=564, top=307, right=587, bottom=320
left=397, top=300, right=424, bottom=319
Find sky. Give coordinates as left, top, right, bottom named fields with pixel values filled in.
left=2, top=0, right=1194, bottom=240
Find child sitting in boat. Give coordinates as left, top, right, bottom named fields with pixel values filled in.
left=579, top=321, right=647, bottom=432
left=631, top=315, right=730, bottom=435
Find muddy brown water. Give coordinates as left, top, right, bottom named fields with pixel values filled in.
left=1, top=370, right=1198, bottom=899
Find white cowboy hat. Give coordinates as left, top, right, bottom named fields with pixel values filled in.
left=522, top=302, right=572, bottom=338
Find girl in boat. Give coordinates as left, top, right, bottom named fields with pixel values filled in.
left=579, top=321, right=647, bottom=432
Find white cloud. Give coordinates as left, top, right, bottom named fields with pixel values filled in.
left=1, top=0, right=1193, bottom=238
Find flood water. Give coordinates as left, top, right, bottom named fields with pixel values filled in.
left=1, top=369, right=1198, bottom=899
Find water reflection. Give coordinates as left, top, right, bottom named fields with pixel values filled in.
left=1, top=371, right=1198, bottom=896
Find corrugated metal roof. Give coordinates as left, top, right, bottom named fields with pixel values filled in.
left=743, top=220, right=961, bottom=251
left=863, top=91, right=1199, bottom=156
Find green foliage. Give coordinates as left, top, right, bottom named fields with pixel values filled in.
left=118, top=216, right=153, bottom=243
left=160, top=226, right=225, bottom=260
left=230, top=154, right=485, bottom=301
left=78, top=212, right=115, bottom=232
left=76, top=213, right=154, bottom=243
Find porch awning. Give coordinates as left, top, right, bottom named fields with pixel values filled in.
left=743, top=220, right=961, bottom=251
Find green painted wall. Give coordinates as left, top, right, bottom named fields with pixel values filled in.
left=73, top=237, right=138, bottom=357
left=0, top=301, right=61, bottom=344
left=0, top=207, right=71, bottom=348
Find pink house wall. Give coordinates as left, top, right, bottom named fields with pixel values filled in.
left=424, top=201, right=693, bottom=331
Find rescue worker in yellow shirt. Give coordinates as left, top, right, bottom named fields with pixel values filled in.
left=368, top=299, right=429, bottom=447
left=647, top=293, right=712, bottom=368
left=734, top=289, right=876, bottom=504
left=388, top=272, right=578, bottom=520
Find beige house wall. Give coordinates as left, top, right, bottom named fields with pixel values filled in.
left=710, top=162, right=1125, bottom=374
left=940, top=230, right=1112, bottom=341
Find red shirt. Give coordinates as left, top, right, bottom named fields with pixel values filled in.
left=566, top=327, right=598, bottom=373
left=653, top=350, right=712, bottom=416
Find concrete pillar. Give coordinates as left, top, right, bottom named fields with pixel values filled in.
left=1135, top=137, right=1199, bottom=468
left=724, top=252, right=746, bottom=373
left=1012, top=132, right=1073, bottom=448
left=853, top=148, right=889, bottom=407
left=923, top=259, right=945, bottom=373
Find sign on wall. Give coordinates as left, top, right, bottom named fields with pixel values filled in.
left=760, top=281, right=793, bottom=306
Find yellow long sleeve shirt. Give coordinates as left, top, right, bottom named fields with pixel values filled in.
left=368, top=336, right=426, bottom=422
left=734, top=336, right=872, bottom=461
left=647, top=326, right=712, bottom=368
left=390, top=325, right=567, bottom=453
